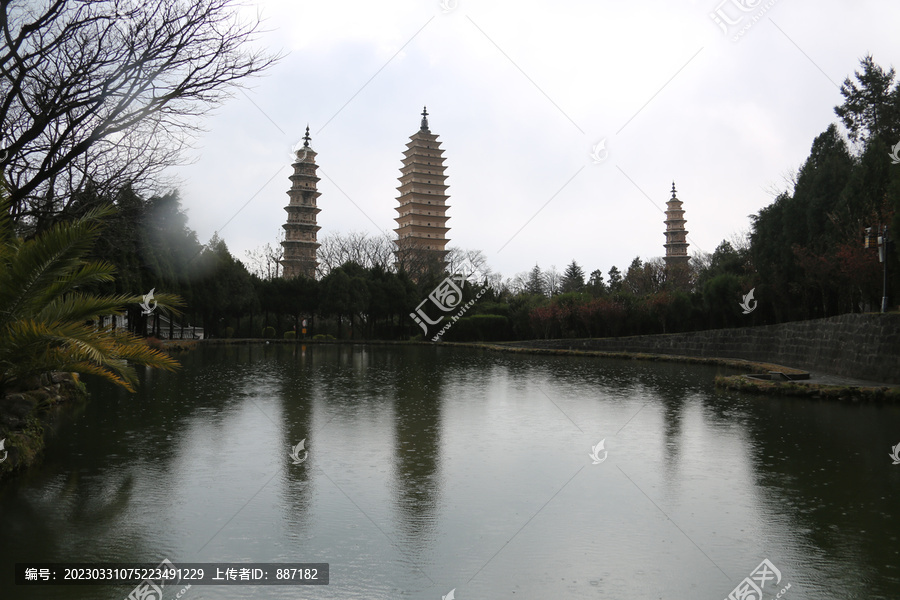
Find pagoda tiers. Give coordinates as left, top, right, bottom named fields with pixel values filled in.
left=394, top=107, right=450, bottom=271
left=664, top=182, right=689, bottom=266
left=281, top=126, right=321, bottom=279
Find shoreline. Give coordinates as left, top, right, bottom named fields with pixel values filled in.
left=170, top=338, right=899, bottom=402
left=0, top=372, right=87, bottom=484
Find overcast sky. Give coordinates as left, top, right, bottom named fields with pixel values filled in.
left=170, top=0, right=900, bottom=281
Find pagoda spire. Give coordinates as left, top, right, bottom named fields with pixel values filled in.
left=280, top=126, right=321, bottom=279
left=664, top=182, right=689, bottom=267
left=394, top=109, right=450, bottom=276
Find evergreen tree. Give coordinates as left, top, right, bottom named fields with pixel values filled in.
left=560, top=260, right=585, bottom=293
left=526, top=264, right=546, bottom=296
left=321, top=267, right=352, bottom=338
left=791, top=125, right=854, bottom=250
left=587, top=269, right=607, bottom=296
left=623, top=257, right=644, bottom=295
left=697, top=241, right=747, bottom=287
left=834, top=54, right=900, bottom=146
left=607, top=266, right=623, bottom=292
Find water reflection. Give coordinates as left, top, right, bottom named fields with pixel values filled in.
left=389, top=348, right=443, bottom=553
left=1, top=345, right=898, bottom=599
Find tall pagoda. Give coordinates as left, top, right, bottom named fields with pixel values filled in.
left=281, top=126, right=321, bottom=279
left=394, top=107, right=450, bottom=273
left=663, top=182, right=689, bottom=266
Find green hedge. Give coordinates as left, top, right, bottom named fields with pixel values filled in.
left=284, top=331, right=296, bottom=340
left=442, top=314, right=512, bottom=342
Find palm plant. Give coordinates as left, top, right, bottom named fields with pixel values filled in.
left=0, top=188, right=182, bottom=394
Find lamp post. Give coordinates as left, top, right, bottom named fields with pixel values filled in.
left=880, top=226, right=890, bottom=313
left=867, top=226, right=890, bottom=313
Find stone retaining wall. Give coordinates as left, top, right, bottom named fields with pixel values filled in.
left=512, top=313, right=900, bottom=384
left=0, top=372, right=86, bottom=483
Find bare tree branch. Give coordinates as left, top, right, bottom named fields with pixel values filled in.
left=244, top=229, right=284, bottom=280
left=316, top=230, right=395, bottom=277
left=0, top=0, right=280, bottom=230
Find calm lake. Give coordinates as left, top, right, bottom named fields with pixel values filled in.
left=1, top=344, right=899, bottom=599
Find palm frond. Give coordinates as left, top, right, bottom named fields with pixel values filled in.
left=0, top=187, right=182, bottom=394
left=0, top=220, right=108, bottom=329
left=42, top=260, right=118, bottom=299
left=37, top=293, right=135, bottom=324
left=122, top=291, right=186, bottom=318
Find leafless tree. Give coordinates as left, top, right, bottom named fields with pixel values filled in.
left=690, top=251, right=712, bottom=274
left=316, top=230, right=395, bottom=277
left=482, top=270, right=502, bottom=292
left=0, top=0, right=279, bottom=231
left=392, top=240, right=449, bottom=280
left=727, top=228, right=751, bottom=254
left=446, top=246, right=492, bottom=282
left=762, top=167, right=798, bottom=199
left=244, top=230, right=284, bottom=280
left=316, top=230, right=498, bottom=288
left=544, top=265, right=560, bottom=296
left=503, top=272, right=529, bottom=296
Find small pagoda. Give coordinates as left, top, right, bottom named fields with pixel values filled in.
left=393, top=107, right=451, bottom=273
left=664, top=182, right=689, bottom=266
left=281, top=126, right=321, bottom=279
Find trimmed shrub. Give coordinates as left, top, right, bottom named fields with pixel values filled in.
left=224, top=327, right=234, bottom=339
left=262, top=326, right=275, bottom=339
left=284, top=331, right=296, bottom=340
left=443, top=314, right=512, bottom=342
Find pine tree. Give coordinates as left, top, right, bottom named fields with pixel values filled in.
left=834, top=54, right=900, bottom=146
left=607, top=266, right=622, bottom=292
left=526, top=264, right=546, bottom=296
left=561, top=260, right=585, bottom=293
left=587, top=269, right=607, bottom=295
